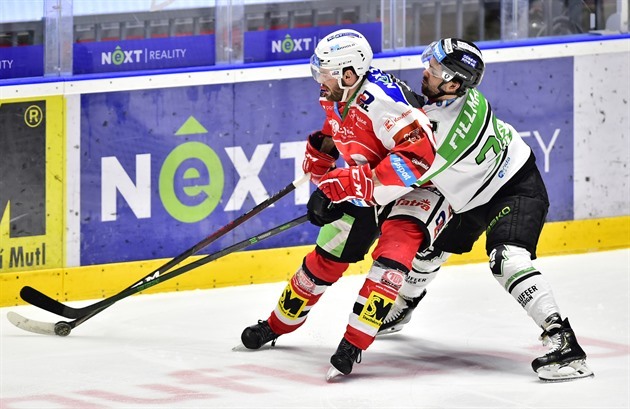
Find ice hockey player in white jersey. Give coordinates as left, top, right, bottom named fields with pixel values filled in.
left=377, top=38, right=593, bottom=382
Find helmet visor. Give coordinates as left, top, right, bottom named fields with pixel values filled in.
left=421, top=42, right=456, bottom=82
left=310, top=54, right=336, bottom=84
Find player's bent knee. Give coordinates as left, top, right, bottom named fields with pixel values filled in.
left=489, top=244, right=536, bottom=290
left=412, top=246, right=451, bottom=273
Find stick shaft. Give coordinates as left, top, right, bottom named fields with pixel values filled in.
left=66, top=214, right=309, bottom=331
left=20, top=174, right=310, bottom=318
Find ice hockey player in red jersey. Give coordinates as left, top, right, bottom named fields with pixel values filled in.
left=376, top=38, right=593, bottom=382
left=240, top=29, right=451, bottom=380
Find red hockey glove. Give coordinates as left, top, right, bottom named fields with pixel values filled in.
left=318, top=164, right=375, bottom=204
left=302, top=131, right=338, bottom=183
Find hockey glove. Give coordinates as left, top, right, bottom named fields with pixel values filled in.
left=302, top=131, right=339, bottom=184
left=318, top=164, right=375, bottom=204
left=307, top=188, right=344, bottom=227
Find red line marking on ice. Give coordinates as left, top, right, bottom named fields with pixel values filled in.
left=0, top=394, right=108, bottom=409
left=169, top=369, right=269, bottom=393
left=141, top=383, right=217, bottom=398
left=232, top=364, right=325, bottom=385
left=572, top=336, right=630, bottom=357
left=76, top=384, right=215, bottom=405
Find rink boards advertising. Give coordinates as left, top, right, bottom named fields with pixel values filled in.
left=0, top=45, right=44, bottom=79
left=73, top=35, right=216, bottom=75
left=1, top=35, right=628, bottom=307
left=79, top=78, right=317, bottom=265
left=79, top=58, right=573, bottom=266
left=0, top=23, right=378, bottom=78
left=243, top=22, right=381, bottom=62
left=0, top=97, right=64, bottom=272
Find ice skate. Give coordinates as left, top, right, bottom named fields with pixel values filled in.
left=377, top=289, right=427, bottom=335
left=240, top=320, right=280, bottom=350
left=326, top=338, right=362, bottom=381
left=531, top=314, right=594, bottom=382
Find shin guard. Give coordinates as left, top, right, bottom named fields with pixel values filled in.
left=268, top=252, right=347, bottom=334
left=399, top=246, right=450, bottom=298
left=490, top=244, right=560, bottom=327
left=345, top=261, right=406, bottom=350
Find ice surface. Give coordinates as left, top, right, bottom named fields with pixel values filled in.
left=2, top=249, right=628, bottom=409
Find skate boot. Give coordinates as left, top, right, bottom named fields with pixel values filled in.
left=325, top=338, right=362, bottom=381
left=531, top=313, right=594, bottom=382
left=241, top=320, right=280, bottom=350
left=377, top=289, right=427, bottom=335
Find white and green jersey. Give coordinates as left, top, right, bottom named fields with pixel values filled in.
left=413, top=88, right=532, bottom=213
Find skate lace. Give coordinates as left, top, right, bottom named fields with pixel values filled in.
left=542, top=332, right=562, bottom=352
left=257, top=320, right=279, bottom=347
left=543, top=333, right=562, bottom=351
left=339, top=340, right=362, bottom=364
left=383, top=304, right=403, bottom=324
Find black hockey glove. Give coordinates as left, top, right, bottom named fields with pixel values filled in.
left=307, top=188, right=344, bottom=227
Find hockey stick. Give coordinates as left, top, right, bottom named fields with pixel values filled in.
left=7, top=214, right=309, bottom=336
left=19, top=173, right=309, bottom=319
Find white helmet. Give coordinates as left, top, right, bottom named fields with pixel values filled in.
left=310, top=29, right=373, bottom=88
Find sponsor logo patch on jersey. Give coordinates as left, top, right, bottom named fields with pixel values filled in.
left=403, top=127, right=423, bottom=143
left=433, top=209, right=447, bottom=238
left=356, top=90, right=375, bottom=112
left=348, top=110, right=370, bottom=130
left=330, top=123, right=356, bottom=141
left=395, top=197, right=431, bottom=211
left=411, top=157, right=430, bottom=171
left=389, top=154, right=416, bottom=186
left=359, top=291, right=394, bottom=328
left=498, top=156, right=511, bottom=178
left=386, top=109, right=414, bottom=132
left=328, top=118, right=340, bottom=135
left=384, top=118, right=395, bottom=131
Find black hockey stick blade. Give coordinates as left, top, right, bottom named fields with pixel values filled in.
left=19, top=174, right=309, bottom=319
left=20, top=286, right=72, bottom=318
left=8, top=215, right=309, bottom=336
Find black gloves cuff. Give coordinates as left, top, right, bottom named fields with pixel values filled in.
left=306, top=188, right=344, bottom=227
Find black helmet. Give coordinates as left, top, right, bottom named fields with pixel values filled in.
left=421, top=38, right=484, bottom=96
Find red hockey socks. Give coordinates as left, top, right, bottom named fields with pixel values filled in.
left=268, top=251, right=348, bottom=334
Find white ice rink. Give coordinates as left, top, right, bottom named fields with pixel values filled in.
left=1, top=249, right=629, bottom=409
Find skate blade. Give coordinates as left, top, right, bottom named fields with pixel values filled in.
left=325, top=366, right=344, bottom=382
left=376, top=325, right=404, bottom=336
left=537, top=359, right=594, bottom=382
left=232, top=343, right=278, bottom=352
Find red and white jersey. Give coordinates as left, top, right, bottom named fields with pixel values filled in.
left=318, top=68, right=436, bottom=204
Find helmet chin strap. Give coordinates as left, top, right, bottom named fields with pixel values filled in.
left=338, top=75, right=363, bottom=102
left=427, top=80, right=459, bottom=101
left=341, top=87, right=351, bottom=102
left=432, top=80, right=459, bottom=99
